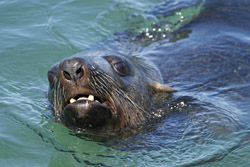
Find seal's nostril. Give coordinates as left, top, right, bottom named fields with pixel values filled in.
left=60, top=57, right=85, bottom=82
left=63, top=71, right=72, bottom=80
left=76, top=67, right=84, bottom=79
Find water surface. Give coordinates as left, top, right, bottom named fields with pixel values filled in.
left=0, top=0, right=250, bottom=166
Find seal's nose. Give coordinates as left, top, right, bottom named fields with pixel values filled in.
left=60, top=57, right=84, bottom=83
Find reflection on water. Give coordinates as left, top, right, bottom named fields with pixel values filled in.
left=0, top=0, right=250, bottom=166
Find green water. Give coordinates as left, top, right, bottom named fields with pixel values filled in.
left=0, top=0, right=164, bottom=166
left=1, top=0, right=250, bottom=166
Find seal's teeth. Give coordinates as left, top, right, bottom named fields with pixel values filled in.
left=88, top=95, right=94, bottom=101
left=70, top=98, right=76, bottom=103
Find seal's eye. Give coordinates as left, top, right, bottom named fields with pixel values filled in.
left=113, top=62, right=128, bottom=76
left=104, top=55, right=130, bottom=77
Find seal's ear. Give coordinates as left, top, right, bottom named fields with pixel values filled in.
left=48, top=63, right=59, bottom=87
left=149, top=81, right=174, bottom=93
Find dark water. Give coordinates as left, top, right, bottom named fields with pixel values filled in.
left=1, top=0, right=250, bottom=166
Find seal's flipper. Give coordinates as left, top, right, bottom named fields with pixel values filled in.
left=150, top=81, right=174, bottom=93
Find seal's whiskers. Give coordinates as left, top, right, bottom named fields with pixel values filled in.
left=90, top=69, right=150, bottom=127
left=53, top=78, right=66, bottom=117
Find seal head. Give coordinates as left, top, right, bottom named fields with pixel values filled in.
left=47, top=50, right=173, bottom=131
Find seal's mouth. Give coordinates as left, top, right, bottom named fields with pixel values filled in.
left=62, top=92, right=112, bottom=129
left=67, top=94, right=104, bottom=105
left=64, top=93, right=110, bottom=109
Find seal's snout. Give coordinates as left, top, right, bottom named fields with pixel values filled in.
left=60, top=57, right=85, bottom=83
left=56, top=56, right=114, bottom=130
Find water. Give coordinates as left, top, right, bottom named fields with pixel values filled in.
left=1, top=0, right=250, bottom=166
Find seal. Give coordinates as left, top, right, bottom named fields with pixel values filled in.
left=47, top=50, right=173, bottom=131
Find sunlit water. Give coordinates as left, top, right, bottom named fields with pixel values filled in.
left=1, top=0, right=250, bottom=166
